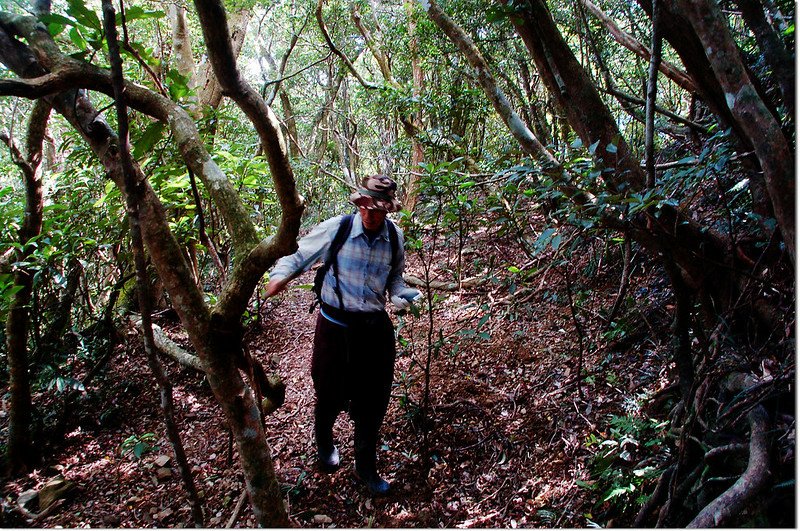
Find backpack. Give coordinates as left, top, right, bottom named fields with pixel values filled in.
left=310, top=214, right=400, bottom=312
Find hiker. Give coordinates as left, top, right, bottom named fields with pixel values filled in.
left=265, top=174, right=421, bottom=495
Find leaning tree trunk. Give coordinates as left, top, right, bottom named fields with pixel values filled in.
left=675, top=0, right=795, bottom=263
left=734, top=0, right=795, bottom=120
left=1, top=99, right=49, bottom=474
left=501, top=0, right=758, bottom=312
left=636, top=0, right=775, bottom=219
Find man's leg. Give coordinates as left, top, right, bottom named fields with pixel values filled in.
left=311, top=314, right=348, bottom=471
left=349, top=313, right=396, bottom=494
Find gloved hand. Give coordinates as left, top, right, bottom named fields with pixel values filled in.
left=391, top=288, right=422, bottom=310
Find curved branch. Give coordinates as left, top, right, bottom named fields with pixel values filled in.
left=580, top=0, right=697, bottom=93
left=0, top=12, right=260, bottom=258
left=192, top=0, right=305, bottom=324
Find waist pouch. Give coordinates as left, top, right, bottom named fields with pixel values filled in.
left=321, top=302, right=387, bottom=328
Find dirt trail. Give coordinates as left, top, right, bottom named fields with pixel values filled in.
left=3, top=252, right=664, bottom=527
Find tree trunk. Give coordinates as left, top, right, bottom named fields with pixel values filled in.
left=1, top=99, right=49, bottom=474
left=100, top=3, right=204, bottom=524
left=735, top=0, right=794, bottom=121
left=0, top=6, right=303, bottom=524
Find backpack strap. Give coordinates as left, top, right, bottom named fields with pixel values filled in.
left=310, top=214, right=353, bottom=312
left=384, top=219, right=400, bottom=293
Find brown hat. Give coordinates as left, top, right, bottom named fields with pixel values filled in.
left=349, top=174, right=402, bottom=212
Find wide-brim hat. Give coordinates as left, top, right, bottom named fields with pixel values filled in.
left=349, top=174, right=402, bottom=212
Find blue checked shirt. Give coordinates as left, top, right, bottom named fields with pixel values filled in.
left=269, top=214, right=408, bottom=312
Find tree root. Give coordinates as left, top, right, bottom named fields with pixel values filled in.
left=687, top=405, right=770, bottom=527
left=634, top=464, right=675, bottom=526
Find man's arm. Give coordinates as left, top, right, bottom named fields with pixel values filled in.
left=265, top=215, right=342, bottom=297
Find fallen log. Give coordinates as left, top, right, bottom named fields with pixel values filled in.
left=403, top=273, right=485, bottom=291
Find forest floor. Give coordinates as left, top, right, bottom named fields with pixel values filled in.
left=1, top=229, right=676, bottom=528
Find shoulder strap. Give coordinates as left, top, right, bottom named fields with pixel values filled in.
left=384, top=218, right=400, bottom=292
left=310, top=214, right=354, bottom=312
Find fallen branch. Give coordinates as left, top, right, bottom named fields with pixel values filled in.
left=226, top=490, right=248, bottom=528
left=688, top=405, right=771, bottom=527
left=403, top=273, right=485, bottom=291
left=130, top=316, right=204, bottom=372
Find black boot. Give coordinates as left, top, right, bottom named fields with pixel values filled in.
left=355, top=463, right=390, bottom=496
left=315, top=403, right=340, bottom=472
left=354, top=429, right=390, bottom=495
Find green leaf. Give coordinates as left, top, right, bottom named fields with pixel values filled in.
left=133, top=122, right=165, bottom=160
left=133, top=441, right=148, bottom=458
left=508, top=265, right=521, bottom=273
left=588, top=140, right=600, bottom=154
left=68, top=27, right=88, bottom=50
left=606, top=143, right=618, bottom=154
left=40, top=13, right=78, bottom=26
left=550, top=233, right=562, bottom=251
left=66, top=0, right=101, bottom=30
left=119, top=6, right=165, bottom=22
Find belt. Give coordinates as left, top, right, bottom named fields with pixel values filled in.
left=320, top=302, right=386, bottom=327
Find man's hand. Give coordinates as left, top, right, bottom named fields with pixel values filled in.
left=265, top=278, right=288, bottom=298
left=391, top=288, right=422, bottom=310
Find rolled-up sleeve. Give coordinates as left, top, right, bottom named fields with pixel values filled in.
left=269, top=216, right=343, bottom=283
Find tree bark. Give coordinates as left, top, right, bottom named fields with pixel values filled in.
left=1, top=98, right=50, bottom=474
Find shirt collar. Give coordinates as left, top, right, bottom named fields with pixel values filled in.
left=351, top=213, right=390, bottom=241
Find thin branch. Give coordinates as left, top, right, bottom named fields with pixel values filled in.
left=315, top=0, right=379, bottom=89
left=605, top=87, right=706, bottom=131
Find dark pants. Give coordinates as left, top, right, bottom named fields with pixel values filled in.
left=311, top=307, right=396, bottom=472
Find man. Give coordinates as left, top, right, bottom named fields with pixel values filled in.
left=265, top=174, right=421, bottom=495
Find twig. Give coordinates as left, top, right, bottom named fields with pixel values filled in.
left=226, top=490, right=249, bottom=528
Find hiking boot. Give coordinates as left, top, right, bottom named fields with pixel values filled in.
left=355, top=466, right=390, bottom=496
left=317, top=444, right=340, bottom=472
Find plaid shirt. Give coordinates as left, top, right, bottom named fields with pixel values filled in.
left=270, top=214, right=407, bottom=312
